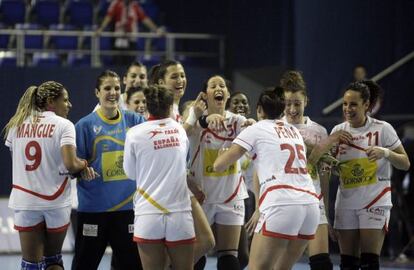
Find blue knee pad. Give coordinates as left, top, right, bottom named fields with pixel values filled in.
left=21, top=259, right=43, bottom=270
left=43, top=254, right=64, bottom=269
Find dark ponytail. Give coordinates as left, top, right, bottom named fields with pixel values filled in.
left=257, top=86, right=285, bottom=119
left=144, top=85, right=174, bottom=118
left=361, top=80, right=384, bottom=112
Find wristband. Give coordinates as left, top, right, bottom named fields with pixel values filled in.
left=185, top=107, right=197, bottom=126
left=383, top=147, right=390, bottom=158
left=71, top=159, right=88, bottom=179
left=199, top=115, right=208, bottom=129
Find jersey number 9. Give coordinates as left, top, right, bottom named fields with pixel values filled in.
left=25, top=141, right=42, bottom=171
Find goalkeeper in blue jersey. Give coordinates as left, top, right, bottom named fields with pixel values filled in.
left=72, top=70, right=145, bottom=270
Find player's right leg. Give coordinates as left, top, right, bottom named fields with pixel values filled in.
left=14, top=210, right=46, bottom=270
left=191, top=196, right=215, bottom=262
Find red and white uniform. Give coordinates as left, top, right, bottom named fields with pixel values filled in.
left=189, top=111, right=248, bottom=204
left=234, top=120, right=319, bottom=238
left=282, top=116, right=328, bottom=224
left=106, top=0, right=147, bottom=34
left=332, top=117, right=400, bottom=210
left=171, top=104, right=183, bottom=124
left=5, top=111, right=75, bottom=210
left=123, top=118, right=194, bottom=243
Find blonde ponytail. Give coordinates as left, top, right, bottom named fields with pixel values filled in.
left=3, top=86, right=39, bottom=139
left=3, top=81, right=65, bottom=139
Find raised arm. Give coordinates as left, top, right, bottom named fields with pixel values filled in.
left=214, top=144, right=247, bottom=172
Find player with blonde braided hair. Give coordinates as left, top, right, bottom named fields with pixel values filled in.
left=4, top=81, right=96, bottom=270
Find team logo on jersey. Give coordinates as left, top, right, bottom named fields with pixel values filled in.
left=115, top=155, right=123, bottom=168
left=351, top=164, right=364, bottom=178
left=149, top=130, right=163, bottom=139
left=101, top=151, right=127, bottom=181
left=93, top=125, right=102, bottom=135
left=339, top=158, right=378, bottom=189
left=203, top=148, right=238, bottom=177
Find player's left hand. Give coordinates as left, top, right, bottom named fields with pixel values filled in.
left=245, top=209, right=260, bottom=236
left=81, top=167, right=98, bottom=181
left=241, top=118, right=256, bottom=128
left=366, top=146, right=387, bottom=162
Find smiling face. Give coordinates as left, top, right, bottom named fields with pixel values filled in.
left=127, top=91, right=147, bottom=115
left=343, top=90, right=369, bottom=128
left=96, top=76, right=121, bottom=112
left=284, top=91, right=307, bottom=124
left=159, top=64, right=186, bottom=102
left=123, top=65, right=148, bottom=90
left=205, top=76, right=229, bottom=112
left=47, top=89, right=72, bottom=118
left=229, top=93, right=250, bottom=116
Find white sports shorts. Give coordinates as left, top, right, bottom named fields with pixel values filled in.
left=133, top=211, right=195, bottom=246
left=202, top=199, right=245, bottom=226
left=14, top=206, right=71, bottom=233
left=334, top=206, right=391, bottom=231
left=255, top=204, right=319, bottom=240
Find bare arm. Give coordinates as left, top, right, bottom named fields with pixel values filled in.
left=61, top=145, right=87, bottom=174
left=252, top=170, right=260, bottom=208
left=366, top=144, right=410, bottom=171
left=308, top=130, right=353, bottom=166
left=213, top=144, right=247, bottom=172
left=142, top=17, right=161, bottom=33
left=97, top=15, right=112, bottom=33
left=182, top=93, right=206, bottom=136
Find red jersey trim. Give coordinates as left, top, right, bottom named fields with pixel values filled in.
left=345, top=142, right=366, bottom=152
left=47, top=223, right=70, bottom=233
left=261, top=223, right=315, bottom=240
left=235, top=138, right=253, bottom=151
left=14, top=221, right=45, bottom=232
left=224, top=176, right=244, bottom=203
left=262, top=223, right=297, bottom=240
left=133, top=236, right=164, bottom=244
left=363, top=187, right=391, bottom=209
left=165, top=237, right=196, bottom=247
left=12, top=177, right=69, bottom=201
left=259, top=184, right=319, bottom=207
left=298, top=233, right=315, bottom=240
left=205, top=128, right=235, bottom=142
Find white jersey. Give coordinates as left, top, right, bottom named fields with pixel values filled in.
left=123, top=118, right=191, bottom=215
left=189, top=111, right=248, bottom=204
left=331, top=116, right=401, bottom=209
left=282, top=116, right=328, bottom=201
left=5, top=111, right=75, bottom=210
left=234, top=120, right=319, bottom=212
left=171, top=103, right=183, bottom=124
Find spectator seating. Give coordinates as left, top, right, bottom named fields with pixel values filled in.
left=15, top=23, right=43, bottom=49
left=31, top=0, right=60, bottom=27
left=32, top=51, right=60, bottom=66
left=0, top=0, right=25, bottom=26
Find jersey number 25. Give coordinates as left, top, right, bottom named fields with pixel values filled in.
left=280, top=143, right=307, bottom=174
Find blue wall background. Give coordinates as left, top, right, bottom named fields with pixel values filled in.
left=159, top=0, right=414, bottom=116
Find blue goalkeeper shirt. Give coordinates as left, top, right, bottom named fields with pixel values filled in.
left=75, top=109, right=145, bottom=212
